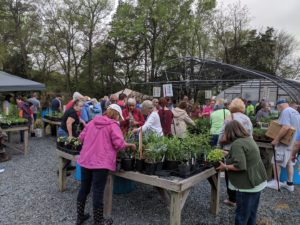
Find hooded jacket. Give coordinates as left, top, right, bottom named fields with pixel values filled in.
left=171, top=107, right=195, bottom=138
left=77, top=116, right=126, bottom=170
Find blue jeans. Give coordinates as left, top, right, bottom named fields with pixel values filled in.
left=235, top=191, right=261, bottom=225
left=210, top=134, right=219, bottom=147
left=57, top=127, right=68, bottom=137
left=77, top=167, right=109, bottom=209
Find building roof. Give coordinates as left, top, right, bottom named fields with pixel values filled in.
left=0, top=71, right=45, bottom=92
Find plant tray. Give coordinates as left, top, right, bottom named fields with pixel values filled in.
left=57, top=145, right=80, bottom=155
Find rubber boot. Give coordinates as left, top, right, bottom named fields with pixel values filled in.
left=93, top=208, right=113, bottom=225
left=76, top=201, right=90, bottom=225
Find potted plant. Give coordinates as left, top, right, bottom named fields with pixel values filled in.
left=134, top=148, right=144, bottom=172
left=207, top=149, right=224, bottom=168
left=164, top=136, right=181, bottom=170
left=57, top=136, right=66, bottom=149
left=34, top=119, right=44, bottom=137
left=143, top=139, right=166, bottom=175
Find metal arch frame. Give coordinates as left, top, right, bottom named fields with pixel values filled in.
left=153, top=57, right=300, bottom=103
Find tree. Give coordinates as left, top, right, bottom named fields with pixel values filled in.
left=0, top=0, right=41, bottom=77
left=78, top=0, right=113, bottom=93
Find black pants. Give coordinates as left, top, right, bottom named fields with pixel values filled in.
left=225, top=170, right=236, bottom=203
left=77, top=167, right=109, bottom=209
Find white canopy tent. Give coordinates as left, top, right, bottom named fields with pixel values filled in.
left=113, top=88, right=152, bottom=100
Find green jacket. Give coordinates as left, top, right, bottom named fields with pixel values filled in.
left=227, top=137, right=267, bottom=189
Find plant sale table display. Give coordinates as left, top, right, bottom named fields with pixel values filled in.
left=56, top=149, right=220, bottom=225
left=0, top=113, right=30, bottom=155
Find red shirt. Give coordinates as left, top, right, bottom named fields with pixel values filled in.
left=65, top=100, right=81, bottom=116
left=120, top=108, right=145, bottom=134
left=158, top=109, right=173, bottom=137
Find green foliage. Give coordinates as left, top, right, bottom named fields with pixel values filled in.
left=187, top=118, right=210, bottom=135
left=253, top=128, right=267, bottom=137
left=260, top=117, right=273, bottom=124
left=207, top=149, right=224, bottom=163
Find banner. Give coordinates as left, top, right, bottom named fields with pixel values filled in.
left=153, top=87, right=161, bottom=97
left=163, top=84, right=173, bottom=97
left=205, top=90, right=212, bottom=99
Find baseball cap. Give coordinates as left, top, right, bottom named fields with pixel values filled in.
left=107, top=104, right=124, bottom=120
left=276, top=98, right=288, bottom=106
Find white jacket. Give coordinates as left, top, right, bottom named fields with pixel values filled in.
left=171, top=107, right=195, bottom=138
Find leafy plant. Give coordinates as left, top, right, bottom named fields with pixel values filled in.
left=207, top=149, right=224, bottom=163
left=187, top=118, right=210, bottom=135
left=57, top=136, right=66, bottom=143
left=144, top=136, right=167, bottom=163
left=253, top=128, right=267, bottom=136
left=34, top=119, right=44, bottom=129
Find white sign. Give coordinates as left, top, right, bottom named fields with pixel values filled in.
left=163, top=84, right=173, bottom=97
left=153, top=87, right=161, bottom=97
left=205, top=90, right=212, bottom=99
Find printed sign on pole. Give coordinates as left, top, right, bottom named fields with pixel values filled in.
left=153, top=87, right=161, bottom=97
left=163, top=84, right=173, bottom=97
left=205, top=90, right=212, bottom=99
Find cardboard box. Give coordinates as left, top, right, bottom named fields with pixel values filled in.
left=265, top=120, right=296, bottom=145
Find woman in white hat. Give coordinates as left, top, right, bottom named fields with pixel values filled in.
left=76, top=104, right=136, bottom=225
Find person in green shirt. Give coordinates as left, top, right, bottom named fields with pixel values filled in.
left=210, top=98, right=230, bottom=146
left=246, top=100, right=255, bottom=116
left=217, top=120, right=267, bottom=225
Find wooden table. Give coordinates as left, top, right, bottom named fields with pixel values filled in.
left=42, top=118, right=61, bottom=126
left=43, top=118, right=61, bottom=136
left=2, top=126, right=29, bottom=155
left=256, top=141, right=274, bottom=180
left=56, top=150, right=220, bottom=225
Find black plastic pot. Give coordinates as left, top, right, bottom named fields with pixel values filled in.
left=121, top=158, right=133, bottom=171
left=144, top=162, right=156, bottom=175
left=135, top=159, right=145, bottom=172
left=178, top=164, right=191, bottom=178
left=165, top=160, right=180, bottom=170
left=156, top=162, right=163, bottom=171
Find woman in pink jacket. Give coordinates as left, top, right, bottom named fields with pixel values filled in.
left=76, top=104, right=136, bottom=225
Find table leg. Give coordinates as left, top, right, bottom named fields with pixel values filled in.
left=170, top=191, right=182, bottom=225
left=208, top=172, right=220, bottom=215
left=58, top=156, right=67, bottom=192
left=24, top=129, right=29, bottom=155
left=103, top=174, right=114, bottom=217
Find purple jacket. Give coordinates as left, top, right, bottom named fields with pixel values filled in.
left=77, top=116, right=126, bottom=171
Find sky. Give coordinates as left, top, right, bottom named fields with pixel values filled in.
left=221, top=0, right=300, bottom=54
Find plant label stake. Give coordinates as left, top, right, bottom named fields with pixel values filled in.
left=139, top=129, right=143, bottom=160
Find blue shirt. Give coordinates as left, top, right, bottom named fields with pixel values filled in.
left=278, top=107, right=300, bottom=148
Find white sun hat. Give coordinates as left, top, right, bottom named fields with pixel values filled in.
left=107, top=104, right=124, bottom=120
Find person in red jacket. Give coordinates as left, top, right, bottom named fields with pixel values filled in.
left=120, top=98, right=145, bottom=135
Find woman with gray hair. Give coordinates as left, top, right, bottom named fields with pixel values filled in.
left=133, top=100, right=163, bottom=136
left=120, top=98, right=145, bottom=134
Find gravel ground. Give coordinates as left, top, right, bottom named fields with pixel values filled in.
left=0, top=136, right=300, bottom=225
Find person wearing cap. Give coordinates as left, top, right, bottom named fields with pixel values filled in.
left=133, top=100, right=163, bottom=137
left=267, top=98, right=300, bottom=192
left=76, top=104, right=136, bottom=225
left=120, top=98, right=145, bottom=135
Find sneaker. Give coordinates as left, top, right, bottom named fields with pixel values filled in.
left=281, top=182, right=294, bottom=192
left=0, top=168, right=4, bottom=173
left=266, top=180, right=283, bottom=190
